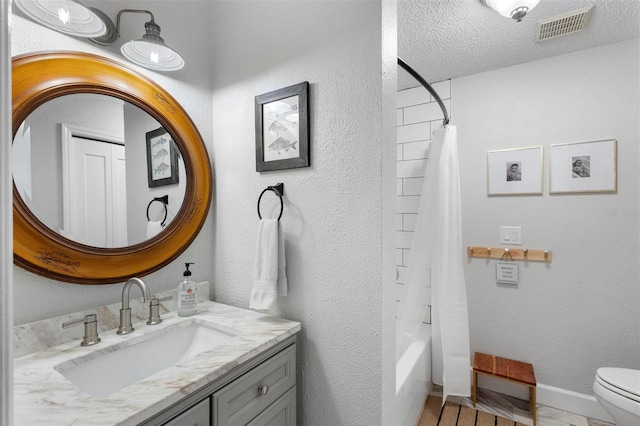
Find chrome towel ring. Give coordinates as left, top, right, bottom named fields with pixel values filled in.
left=257, top=183, right=284, bottom=221
left=146, top=195, right=169, bottom=226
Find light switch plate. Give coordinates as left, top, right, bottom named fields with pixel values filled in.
left=500, top=226, right=522, bottom=245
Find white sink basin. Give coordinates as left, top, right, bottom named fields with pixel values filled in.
left=55, top=320, right=237, bottom=397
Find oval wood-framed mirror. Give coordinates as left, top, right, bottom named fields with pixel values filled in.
left=12, top=52, right=212, bottom=284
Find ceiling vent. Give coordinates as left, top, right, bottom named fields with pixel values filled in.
left=535, top=5, right=594, bottom=42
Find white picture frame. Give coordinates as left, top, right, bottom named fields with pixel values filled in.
left=487, top=146, right=543, bottom=196
left=549, top=139, right=617, bottom=194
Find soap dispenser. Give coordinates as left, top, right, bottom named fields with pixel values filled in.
left=177, top=262, right=197, bottom=317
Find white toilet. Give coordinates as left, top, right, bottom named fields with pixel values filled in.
left=593, top=367, right=640, bottom=425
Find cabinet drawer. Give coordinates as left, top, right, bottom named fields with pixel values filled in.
left=246, top=386, right=296, bottom=426
left=213, top=345, right=296, bottom=426
left=163, top=397, right=210, bottom=426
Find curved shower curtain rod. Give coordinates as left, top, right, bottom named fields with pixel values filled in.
left=398, top=57, right=450, bottom=126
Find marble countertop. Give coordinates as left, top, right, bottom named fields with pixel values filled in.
left=14, top=301, right=301, bottom=426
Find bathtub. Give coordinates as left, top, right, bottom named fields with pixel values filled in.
left=396, top=324, right=432, bottom=426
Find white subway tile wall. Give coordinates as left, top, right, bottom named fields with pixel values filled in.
left=395, top=80, right=451, bottom=323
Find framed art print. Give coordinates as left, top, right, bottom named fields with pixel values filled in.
left=487, top=146, right=543, bottom=196
left=146, top=126, right=179, bottom=188
left=549, top=139, right=617, bottom=194
left=255, top=81, right=310, bottom=172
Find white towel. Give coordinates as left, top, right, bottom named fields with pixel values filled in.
left=146, top=220, right=163, bottom=238
left=250, top=219, right=287, bottom=310
left=277, top=223, right=288, bottom=297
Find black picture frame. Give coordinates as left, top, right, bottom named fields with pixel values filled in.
left=146, top=126, right=179, bottom=188
left=255, top=81, right=310, bottom=172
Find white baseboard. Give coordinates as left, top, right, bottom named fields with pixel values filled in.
left=477, top=375, right=614, bottom=423
left=537, top=383, right=614, bottom=423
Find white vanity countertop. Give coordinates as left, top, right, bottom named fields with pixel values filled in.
left=14, top=301, right=301, bottom=426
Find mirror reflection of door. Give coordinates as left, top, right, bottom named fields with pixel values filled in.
left=62, top=124, right=128, bottom=247
left=12, top=93, right=187, bottom=248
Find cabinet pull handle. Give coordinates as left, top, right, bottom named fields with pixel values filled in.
left=259, top=384, right=269, bottom=396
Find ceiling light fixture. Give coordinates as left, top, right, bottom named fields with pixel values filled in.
left=480, top=0, right=540, bottom=22
left=14, top=0, right=107, bottom=37
left=14, top=2, right=184, bottom=71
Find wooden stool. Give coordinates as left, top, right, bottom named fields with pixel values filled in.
left=473, top=352, right=537, bottom=426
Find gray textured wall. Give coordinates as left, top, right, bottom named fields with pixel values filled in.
left=209, top=2, right=386, bottom=424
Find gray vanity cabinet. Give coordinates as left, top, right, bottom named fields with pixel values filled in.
left=163, top=398, right=210, bottom=426
left=246, top=387, right=296, bottom=426
left=213, top=344, right=296, bottom=426
left=143, top=336, right=297, bottom=426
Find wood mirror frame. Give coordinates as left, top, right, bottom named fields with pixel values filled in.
left=12, top=52, right=212, bottom=284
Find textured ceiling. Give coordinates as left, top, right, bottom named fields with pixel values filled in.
left=398, top=0, right=640, bottom=89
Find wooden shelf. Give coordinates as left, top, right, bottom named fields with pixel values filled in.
left=467, top=246, right=551, bottom=263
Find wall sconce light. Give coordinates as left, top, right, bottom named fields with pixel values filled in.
left=91, top=9, right=184, bottom=71
left=480, top=0, right=540, bottom=22
left=14, top=1, right=184, bottom=71
left=14, top=0, right=106, bottom=37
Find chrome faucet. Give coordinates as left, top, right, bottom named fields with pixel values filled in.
left=117, top=277, right=151, bottom=335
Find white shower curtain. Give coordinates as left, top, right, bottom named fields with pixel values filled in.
left=397, top=124, right=470, bottom=402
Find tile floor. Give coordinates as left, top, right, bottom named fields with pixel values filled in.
left=430, top=385, right=614, bottom=426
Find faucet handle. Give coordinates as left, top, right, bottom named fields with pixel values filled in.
left=62, top=314, right=101, bottom=346
left=147, top=295, right=173, bottom=325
